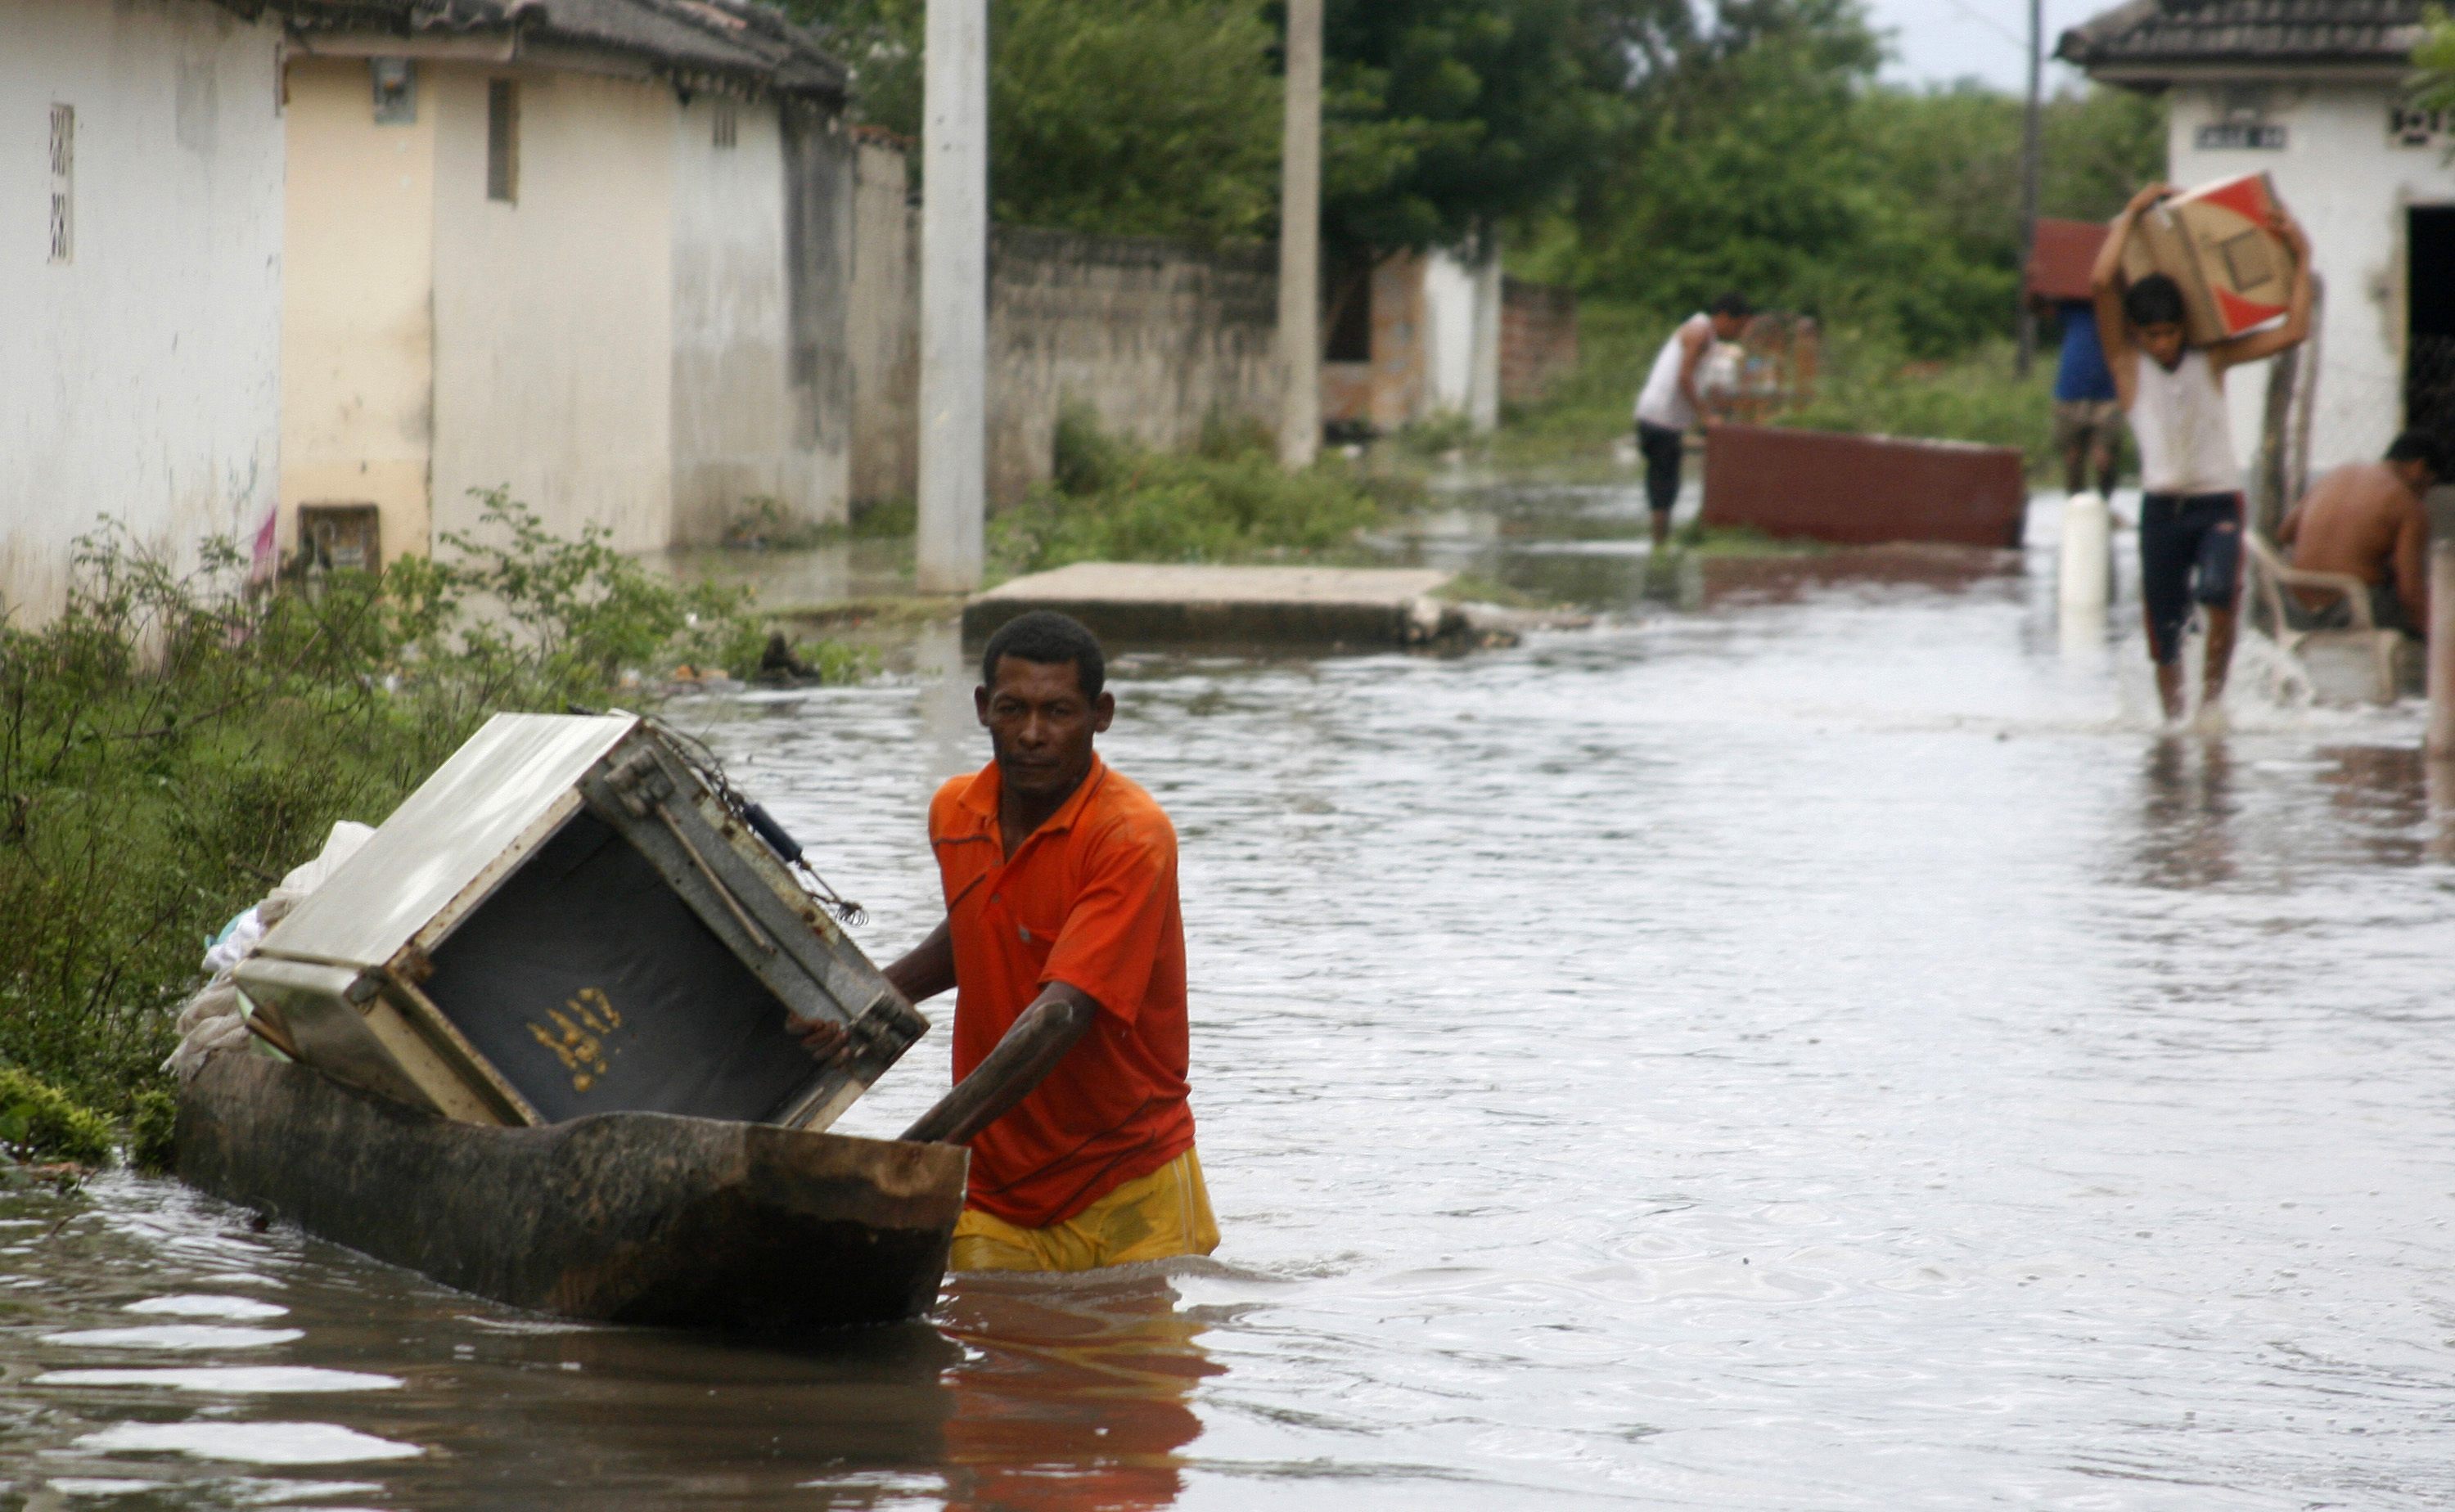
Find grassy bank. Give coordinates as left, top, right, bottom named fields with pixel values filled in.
left=1492, top=302, right=2058, bottom=477
left=987, top=407, right=1412, bottom=579
left=0, top=494, right=841, bottom=1170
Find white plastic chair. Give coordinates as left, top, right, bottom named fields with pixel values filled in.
left=2241, top=530, right=2411, bottom=704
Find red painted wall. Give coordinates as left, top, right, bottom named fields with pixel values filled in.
left=1701, top=425, right=2028, bottom=549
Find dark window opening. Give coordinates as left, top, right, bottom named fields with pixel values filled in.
left=487, top=79, right=520, bottom=203
left=1325, top=262, right=1372, bottom=362
left=2407, top=207, right=2455, bottom=437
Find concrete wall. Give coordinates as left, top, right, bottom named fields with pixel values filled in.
left=427, top=65, right=677, bottom=554
left=280, top=55, right=438, bottom=565
left=0, top=0, right=285, bottom=622
left=2165, top=83, right=2455, bottom=476
left=984, top=227, right=1280, bottom=504
left=1501, top=277, right=1579, bottom=407
left=672, top=91, right=795, bottom=543
left=1322, top=251, right=1428, bottom=434
left=776, top=105, right=854, bottom=531
left=847, top=132, right=919, bottom=506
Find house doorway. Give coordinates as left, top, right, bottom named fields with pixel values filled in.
left=2408, top=205, right=2455, bottom=437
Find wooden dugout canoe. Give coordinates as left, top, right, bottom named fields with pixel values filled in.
left=177, top=1053, right=967, bottom=1331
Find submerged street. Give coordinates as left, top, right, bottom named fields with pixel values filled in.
left=6, top=488, right=2454, bottom=1509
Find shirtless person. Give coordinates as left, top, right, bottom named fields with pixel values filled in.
left=2276, top=431, right=2444, bottom=637
left=2092, top=182, right=2313, bottom=725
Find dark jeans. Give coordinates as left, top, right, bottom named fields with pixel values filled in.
left=1637, top=422, right=1683, bottom=515
left=2139, top=491, right=2243, bottom=664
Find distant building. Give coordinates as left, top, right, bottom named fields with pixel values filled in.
left=2, top=0, right=290, bottom=623
left=2060, top=0, right=2455, bottom=475
left=275, top=0, right=854, bottom=570
left=1324, top=248, right=1545, bottom=439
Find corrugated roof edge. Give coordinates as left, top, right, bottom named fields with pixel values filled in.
left=2056, top=0, right=2426, bottom=72
left=242, top=0, right=846, bottom=102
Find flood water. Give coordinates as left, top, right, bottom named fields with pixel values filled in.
left=7, top=486, right=2455, bottom=1509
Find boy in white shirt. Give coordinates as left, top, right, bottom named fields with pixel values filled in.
left=2090, top=182, right=2312, bottom=725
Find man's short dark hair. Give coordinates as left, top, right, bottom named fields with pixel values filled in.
left=2122, top=273, right=2187, bottom=331
left=980, top=610, right=1106, bottom=699
left=2385, top=430, right=2448, bottom=479
left=1709, top=292, right=1752, bottom=319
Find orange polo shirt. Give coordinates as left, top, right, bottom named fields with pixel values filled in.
left=929, top=754, right=1195, bottom=1228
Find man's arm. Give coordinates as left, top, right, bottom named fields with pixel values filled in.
left=885, top=917, right=956, bottom=1004
left=2276, top=499, right=2304, bottom=547
left=2210, top=211, right=2313, bottom=377
left=796, top=916, right=955, bottom=1060
left=1674, top=322, right=1713, bottom=422
left=2093, top=184, right=2163, bottom=412
left=900, top=982, right=1097, bottom=1145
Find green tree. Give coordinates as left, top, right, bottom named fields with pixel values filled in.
left=795, top=0, right=1282, bottom=244
left=2414, top=8, right=2455, bottom=115
left=1550, top=0, right=2160, bottom=354
left=1318, top=0, right=1619, bottom=255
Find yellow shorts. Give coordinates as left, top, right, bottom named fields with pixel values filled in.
left=950, top=1147, right=1220, bottom=1273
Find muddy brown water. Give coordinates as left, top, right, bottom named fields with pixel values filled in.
left=6, top=491, right=2454, bottom=1509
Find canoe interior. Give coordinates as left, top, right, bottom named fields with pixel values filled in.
left=177, top=1053, right=967, bottom=1332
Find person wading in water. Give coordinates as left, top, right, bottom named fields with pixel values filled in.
left=1632, top=292, right=1751, bottom=550
left=2090, top=182, right=2312, bottom=728
left=799, top=611, right=1216, bottom=1271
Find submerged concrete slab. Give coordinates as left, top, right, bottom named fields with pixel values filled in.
left=965, top=562, right=1457, bottom=648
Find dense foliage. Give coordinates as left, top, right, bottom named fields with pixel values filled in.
left=1522, top=0, right=2163, bottom=353
left=793, top=0, right=2160, bottom=358
left=2417, top=9, right=2455, bottom=116
left=0, top=499, right=821, bottom=1162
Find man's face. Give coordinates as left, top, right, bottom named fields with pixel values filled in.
left=977, top=655, right=1113, bottom=803
left=1709, top=312, right=1748, bottom=342
left=2136, top=322, right=2187, bottom=369
left=2390, top=458, right=2439, bottom=495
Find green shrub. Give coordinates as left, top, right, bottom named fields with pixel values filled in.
left=990, top=405, right=1392, bottom=577
left=0, top=493, right=836, bottom=1138
left=1777, top=333, right=2054, bottom=474
left=0, top=1066, right=115, bottom=1167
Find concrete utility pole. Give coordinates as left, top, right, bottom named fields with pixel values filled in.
left=2015, top=0, right=2043, bottom=376
left=917, top=0, right=987, bottom=593
left=1276, top=0, right=1323, bottom=469
left=2430, top=538, right=2455, bottom=758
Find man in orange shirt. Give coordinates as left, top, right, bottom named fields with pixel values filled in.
left=803, top=610, right=1216, bottom=1271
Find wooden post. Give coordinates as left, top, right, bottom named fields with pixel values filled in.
left=1276, top=0, right=1322, bottom=469
left=2250, top=343, right=2298, bottom=539
left=2014, top=0, right=2042, bottom=376
left=2429, top=539, right=2455, bottom=758
left=917, top=0, right=987, bottom=594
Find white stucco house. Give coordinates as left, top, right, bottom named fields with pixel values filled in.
left=2060, top=0, right=2455, bottom=479
left=2, top=0, right=290, bottom=622
left=274, top=0, right=857, bottom=569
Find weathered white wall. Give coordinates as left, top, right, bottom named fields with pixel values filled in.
left=1424, top=250, right=1477, bottom=420
left=429, top=65, right=676, bottom=554
left=1424, top=246, right=1502, bottom=432
left=0, top=0, right=284, bottom=622
left=847, top=133, right=919, bottom=506
left=671, top=93, right=830, bottom=543
left=2167, top=83, right=2455, bottom=475
left=280, top=54, right=438, bottom=563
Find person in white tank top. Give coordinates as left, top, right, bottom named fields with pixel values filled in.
left=1632, top=294, right=1751, bottom=549
left=2092, top=182, right=2313, bottom=725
